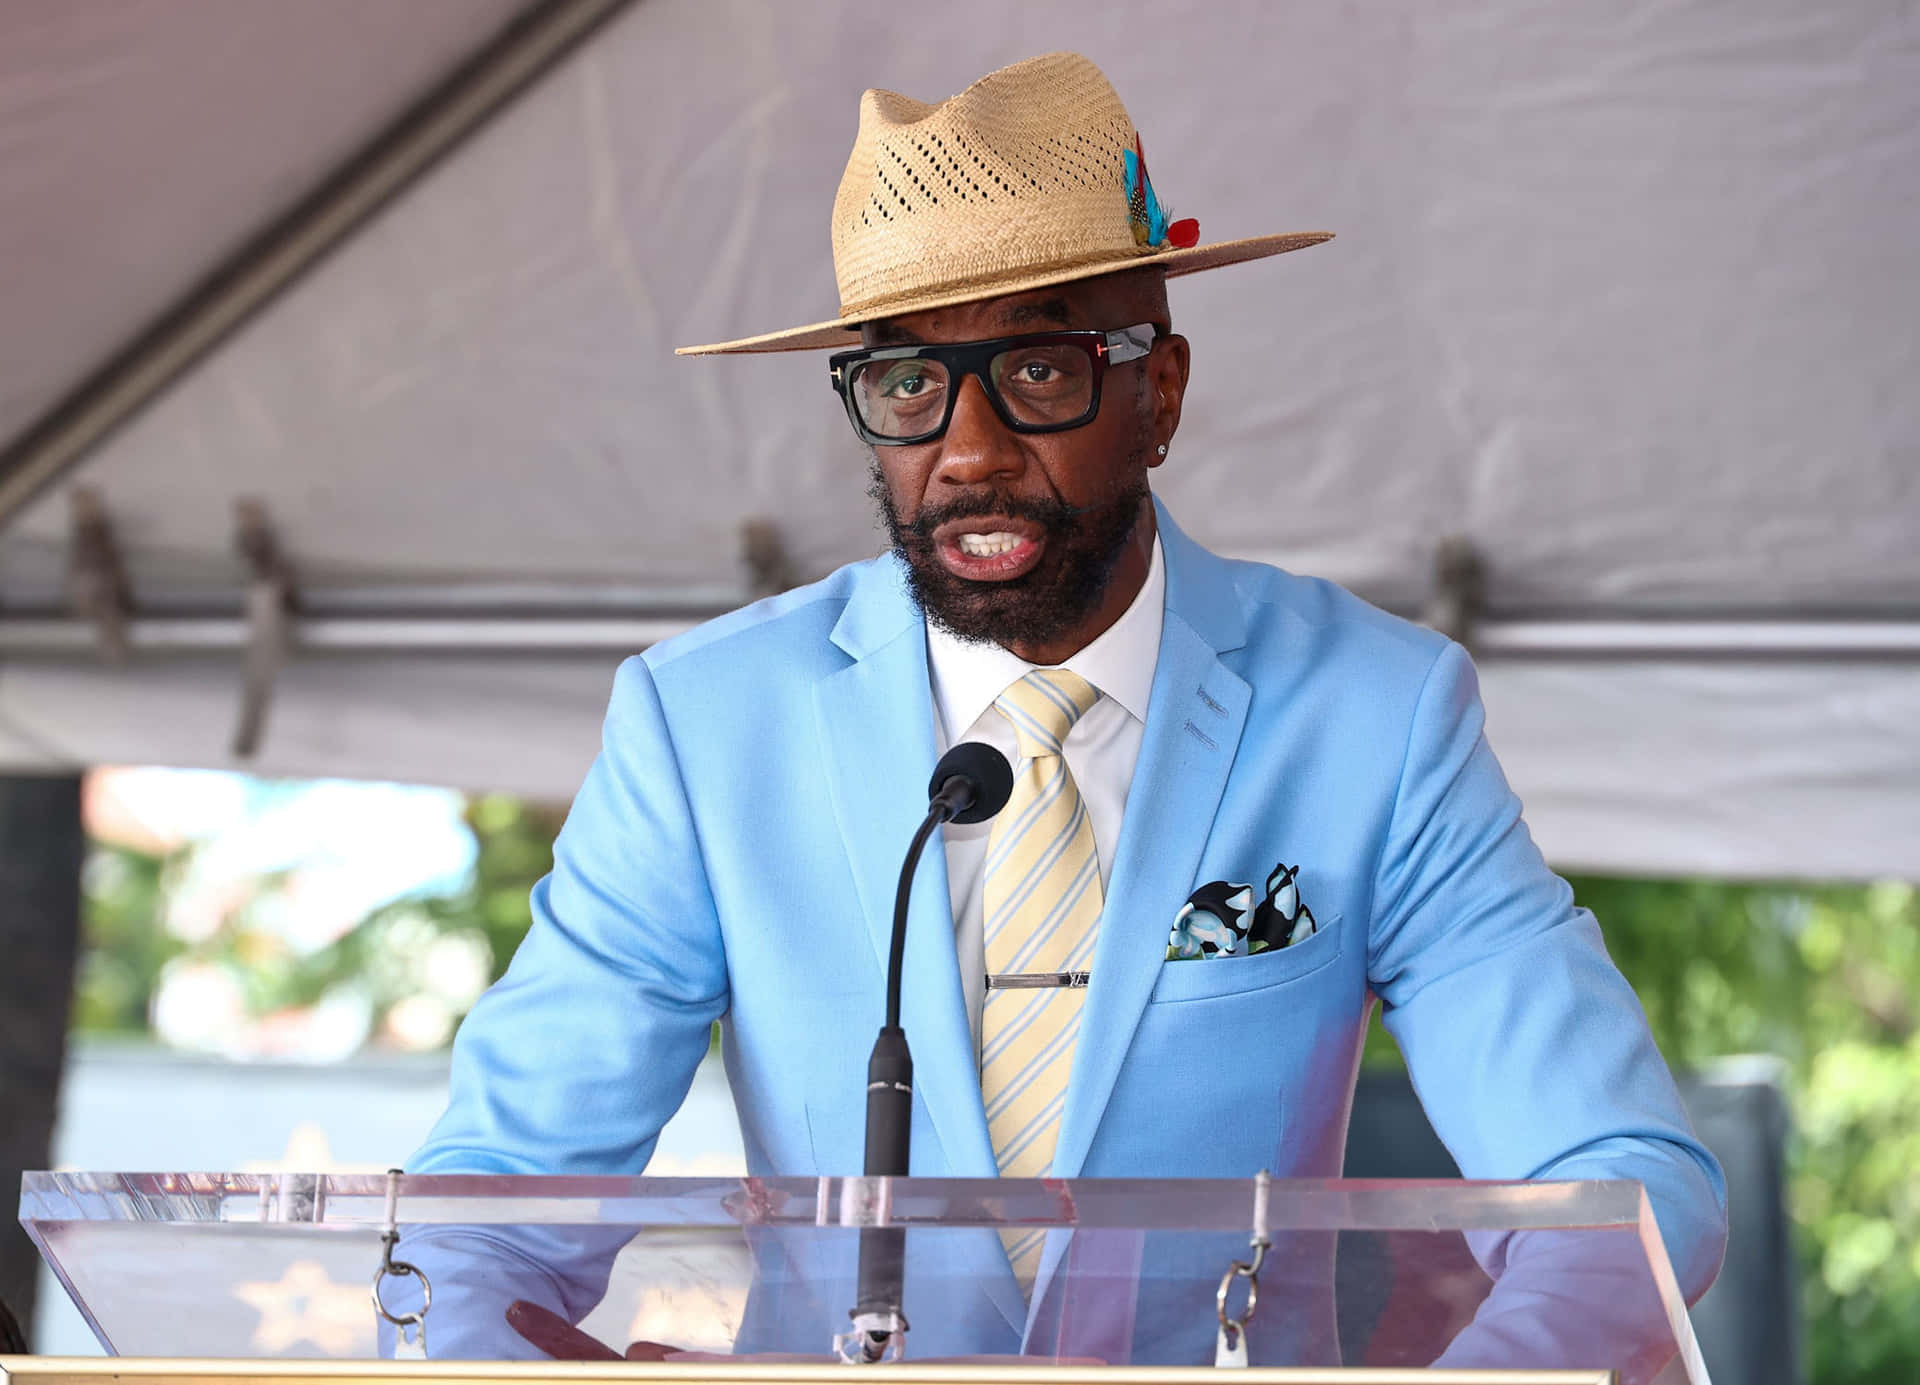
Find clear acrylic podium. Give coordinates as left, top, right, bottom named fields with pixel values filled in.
left=11, top=1172, right=1707, bottom=1385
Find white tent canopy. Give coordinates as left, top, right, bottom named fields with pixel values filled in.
left=2, top=0, right=1916, bottom=878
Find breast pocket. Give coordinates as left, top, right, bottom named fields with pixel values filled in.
left=1147, top=913, right=1344, bottom=1004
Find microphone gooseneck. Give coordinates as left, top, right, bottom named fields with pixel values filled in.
left=884, top=811, right=944, bottom=1035
left=884, top=742, right=1015, bottom=1031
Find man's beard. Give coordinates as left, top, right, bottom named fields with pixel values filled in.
left=868, top=458, right=1149, bottom=650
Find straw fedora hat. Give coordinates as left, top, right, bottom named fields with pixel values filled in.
left=676, top=51, right=1330, bottom=355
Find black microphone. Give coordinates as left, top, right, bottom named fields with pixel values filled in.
left=842, top=741, right=1013, bottom=1362
left=925, top=740, right=1016, bottom=827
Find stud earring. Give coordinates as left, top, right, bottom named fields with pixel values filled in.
left=1156, top=444, right=1168, bottom=456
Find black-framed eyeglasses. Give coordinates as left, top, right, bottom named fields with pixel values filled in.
left=828, top=323, right=1160, bottom=446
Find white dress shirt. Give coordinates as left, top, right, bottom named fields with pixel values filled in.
left=925, top=535, right=1166, bottom=1052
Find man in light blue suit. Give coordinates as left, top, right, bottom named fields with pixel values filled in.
left=410, top=51, right=1725, bottom=1362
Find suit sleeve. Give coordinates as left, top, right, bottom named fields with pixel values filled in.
left=1366, top=641, right=1728, bottom=1302
left=398, top=655, right=730, bottom=1355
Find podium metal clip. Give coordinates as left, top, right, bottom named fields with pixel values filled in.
left=370, top=1168, right=432, bottom=1359
left=1215, top=1169, right=1273, bottom=1367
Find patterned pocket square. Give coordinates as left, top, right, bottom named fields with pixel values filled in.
left=1167, top=862, right=1317, bottom=960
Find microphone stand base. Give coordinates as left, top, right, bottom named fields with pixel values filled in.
left=834, top=1309, right=908, bottom=1364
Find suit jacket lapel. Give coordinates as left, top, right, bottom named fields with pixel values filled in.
left=1050, top=506, right=1251, bottom=1179
left=812, top=557, right=1000, bottom=1182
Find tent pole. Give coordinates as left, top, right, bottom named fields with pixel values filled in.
left=0, top=774, right=84, bottom=1349
left=0, top=0, right=639, bottom=528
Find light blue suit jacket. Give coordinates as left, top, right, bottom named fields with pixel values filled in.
left=411, top=500, right=1725, bottom=1354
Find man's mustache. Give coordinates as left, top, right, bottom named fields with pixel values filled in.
left=901, top=491, right=1083, bottom=541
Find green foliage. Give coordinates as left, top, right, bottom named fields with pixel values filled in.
left=1579, top=876, right=1920, bottom=1385
left=75, top=793, right=566, bottom=1048
left=320, top=793, right=567, bottom=985
left=1364, top=875, right=1920, bottom=1385
left=73, top=842, right=182, bottom=1032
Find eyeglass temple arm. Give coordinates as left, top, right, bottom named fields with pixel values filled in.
left=1102, top=323, right=1160, bottom=365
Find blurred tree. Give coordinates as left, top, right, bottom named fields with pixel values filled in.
left=1361, top=874, right=1920, bottom=1385
left=75, top=792, right=566, bottom=1050
left=1572, top=877, right=1920, bottom=1385
left=460, top=793, right=570, bottom=982
left=73, top=840, right=180, bottom=1033
left=316, top=793, right=567, bottom=1046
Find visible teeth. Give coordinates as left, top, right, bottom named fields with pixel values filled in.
left=957, top=532, right=1022, bottom=556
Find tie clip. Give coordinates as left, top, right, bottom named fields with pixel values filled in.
left=985, top=971, right=1090, bottom=990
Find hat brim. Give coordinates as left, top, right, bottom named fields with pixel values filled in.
left=674, top=231, right=1333, bottom=356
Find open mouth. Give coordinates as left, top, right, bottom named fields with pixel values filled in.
left=933, top=519, right=1047, bottom=581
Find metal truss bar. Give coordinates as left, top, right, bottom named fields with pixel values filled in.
left=0, top=615, right=1916, bottom=660
left=1473, top=619, right=1920, bottom=659
left=0, top=614, right=698, bottom=655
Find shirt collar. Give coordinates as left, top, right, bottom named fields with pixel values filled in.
left=925, top=532, right=1165, bottom=740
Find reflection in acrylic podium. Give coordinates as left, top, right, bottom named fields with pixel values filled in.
left=16, top=1171, right=1708, bottom=1384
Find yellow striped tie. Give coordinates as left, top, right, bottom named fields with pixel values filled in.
left=981, top=667, right=1103, bottom=1289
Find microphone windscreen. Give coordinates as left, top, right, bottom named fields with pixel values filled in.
left=929, top=742, right=1014, bottom=824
